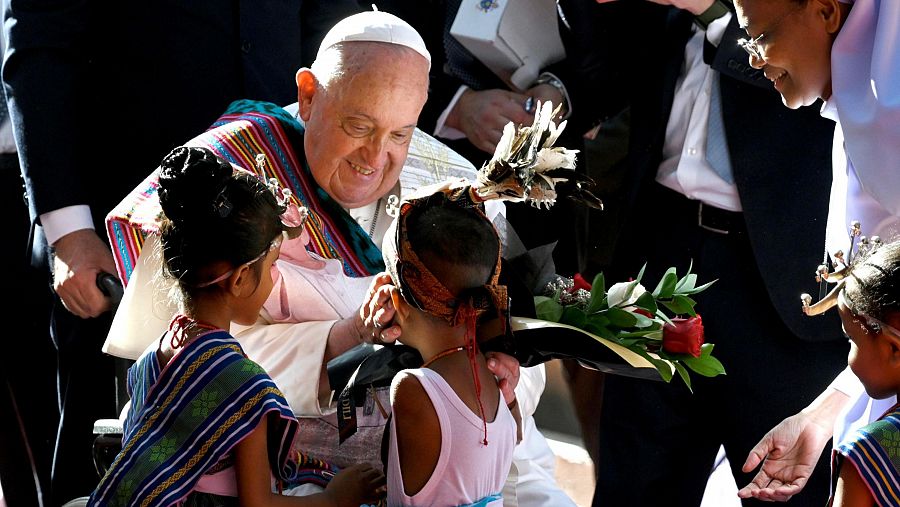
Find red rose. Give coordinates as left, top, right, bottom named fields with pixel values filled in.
left=662, top=315, right=704, bottom=357
left=632, top=308, right=654, bottom=319
left=571, top=273, right=592, bottom=292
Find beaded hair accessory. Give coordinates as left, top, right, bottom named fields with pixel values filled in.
left=190, top=154, right=308, bottom=288
left=255, top=153, right=309, bottom=238
left=801, top=220, right=883, bottom=316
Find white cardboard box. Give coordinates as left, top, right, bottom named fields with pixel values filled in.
left=450, top=0, right=566, bottom=90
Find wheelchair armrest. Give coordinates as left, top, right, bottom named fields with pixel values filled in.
left=93, top=418, right=123, bottom=436
left=92, top=418, right=123, bottom=478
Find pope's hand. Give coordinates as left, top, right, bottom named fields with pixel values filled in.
left=359, top=273, right=401, bottom=344
left=484, top=351, right=520, bottom=405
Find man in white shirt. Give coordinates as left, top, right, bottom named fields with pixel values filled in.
left=586, top=1, right=848, bottom=505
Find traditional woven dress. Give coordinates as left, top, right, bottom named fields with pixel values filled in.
left=89, top=329, right=299, bottom=507
left=832, top=404, right=900, bottom=507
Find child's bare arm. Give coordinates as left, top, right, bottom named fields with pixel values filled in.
left=234, top=416, right=385, bottom=507
left=831, top=462, right=875, bottom=507
left=393, top=372, right=441, bottom=495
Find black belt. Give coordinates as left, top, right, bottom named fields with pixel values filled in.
left=651, top=183, right=746, bottom=235
left=696, top=201, right=745, bottom=235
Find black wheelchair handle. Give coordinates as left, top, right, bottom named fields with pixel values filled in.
left=96, top=272, right=124, bottom=308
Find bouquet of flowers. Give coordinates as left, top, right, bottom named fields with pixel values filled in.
left=535, top=264, right=725, bottom=390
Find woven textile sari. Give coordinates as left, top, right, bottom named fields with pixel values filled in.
left=89, top=330, right=299, bottom=507
left=832, top=404, right=900, bottom=506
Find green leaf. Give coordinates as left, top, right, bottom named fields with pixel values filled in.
left=660, top=295, right=696, bottom=316
left=585, top=323, right=615, bottom=340
left=674, top=295, right=697, bottom=316
left=682, top=279, right=718, bottom=295
left=635, top=263, right=647, bottom=284
left=534, top=296, right=563, bottom=322
left=673, top=361, right=693, bottom=393
left=682, top=354, right=726, bottom=377
left=675, top=273, right=697, bottom=293
left=653, top=268, right=678, bottom=299
left=586, top=272, right=607, bottom=314
left=615, top=329, right=662, bottom=338
left=560, top=306, right=587, bottom=328
left=634, top=291, right=658, bottom=314
left=591, top=272, right=606, bottom=297
left=606, top=307, right=637, bottom=328
left=655, top=309, right=674, bottom=326
left=632, top=348, right=674, bottom=383
left=586, top=313, right=610, bottom=328
left=630, top=310, right=655, bottom=328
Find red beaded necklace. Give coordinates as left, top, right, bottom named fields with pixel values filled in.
left=168, top=314, right=219, bottom=350
left=421, top=304, right=489, bottom=446
left=422, top=346, right=466, bottom=368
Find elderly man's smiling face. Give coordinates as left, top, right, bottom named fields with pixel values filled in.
left=297, top=43, right=429, bottom=209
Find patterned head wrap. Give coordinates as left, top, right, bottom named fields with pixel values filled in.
left=382, top=188, right=508, bottom=328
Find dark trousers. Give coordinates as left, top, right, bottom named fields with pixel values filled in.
left=49, top=302, right=117, bottom=504
left=0, top=152, right=118, bottom=505
left=0, top=153, right=56, bottom=507
left=592, top=184, right=848, bottom=506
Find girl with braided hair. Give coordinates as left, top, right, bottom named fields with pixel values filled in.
left=89, top=146, right=384, bottom=507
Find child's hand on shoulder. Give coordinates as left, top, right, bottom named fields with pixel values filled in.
left=326, top=463, right=386, bottom=506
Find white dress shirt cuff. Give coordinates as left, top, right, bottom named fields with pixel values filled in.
left=40, top=205, right=95, bottom=246
left=829, top=366, right=865, bottom=397
left=535, top=71, right=573, bottom=120
left=434, top=85, right=470, bottom=140
left=705, top=11, right=732, bottom=46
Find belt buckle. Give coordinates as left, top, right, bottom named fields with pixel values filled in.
left=697, top=202, right=730, bottom=235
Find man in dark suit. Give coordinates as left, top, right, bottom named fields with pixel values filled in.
left=582, top=1, right=849, bottom=505
left=367, top=0, right=587, bottom=275
left=2, top=2, right=359, bottom=503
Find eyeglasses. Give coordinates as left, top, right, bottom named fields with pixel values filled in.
left=737, top=5, right=803, bottom=61
left=195, top=232, right=284, bottom=288
left=838, top=290, right=900, bottom=340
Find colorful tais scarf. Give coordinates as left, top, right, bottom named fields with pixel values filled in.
left=89, top=330, right=299, bottom=507
left=194, top=99, right=384, bottom=277
left=832, top=404, right=900, bottom=507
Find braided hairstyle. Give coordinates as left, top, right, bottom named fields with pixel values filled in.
left=845, top=241, right=900, bottom=325
left=406, top=201, right=500, bottom=304
left=156, top=146, right=283, bottom=307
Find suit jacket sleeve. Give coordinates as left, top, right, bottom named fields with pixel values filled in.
left=3, top=0, right=94, bottom=224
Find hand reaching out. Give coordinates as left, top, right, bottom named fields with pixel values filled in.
left=738, top=411, right=835, bottom=502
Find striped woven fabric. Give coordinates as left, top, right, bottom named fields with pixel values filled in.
left=105, top=99, right=384, bottom=283
left=89, top=330, right=299, bottom=507
left=833, top=405, right=900, bottom=506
